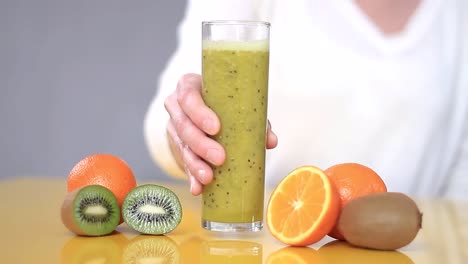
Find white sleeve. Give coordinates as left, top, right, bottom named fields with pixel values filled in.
left=144, top=0, right=262, bottom=179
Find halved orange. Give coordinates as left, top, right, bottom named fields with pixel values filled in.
left=266, top=166, right=340, bottom=246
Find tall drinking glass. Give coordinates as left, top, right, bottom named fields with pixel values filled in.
left=201, top=21, right=270, bottom=232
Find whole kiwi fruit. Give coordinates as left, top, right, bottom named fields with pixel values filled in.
left=61, top=184, right=120, bottom=236
left=122, top=184, right=182, bottom=235
left=337, top=192, right=422, bottom=250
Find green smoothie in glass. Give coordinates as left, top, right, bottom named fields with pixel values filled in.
left=201, top=21, right=270, bottom=232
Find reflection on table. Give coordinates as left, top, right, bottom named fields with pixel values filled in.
left=60, top=231, right=419, bottom=264
left=0, top=179, right=467, bottom=263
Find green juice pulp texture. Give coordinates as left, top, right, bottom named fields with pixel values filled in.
left=202, top=43, right=269, bottom=223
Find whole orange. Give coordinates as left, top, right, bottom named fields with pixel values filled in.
left=67, top=153, right=137, bottom=209
left=325, top=163, right=387, bottom=240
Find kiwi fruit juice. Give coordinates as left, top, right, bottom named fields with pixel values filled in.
left=201, top=40, right=269, bottom=224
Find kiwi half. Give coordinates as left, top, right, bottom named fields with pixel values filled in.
left=61, top=185, right=120, bottom=236
left=122, top=184, right=182, bottom=235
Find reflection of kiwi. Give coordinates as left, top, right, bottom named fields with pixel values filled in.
left=338, top=192, right=422, bottom=250
left=122, top=184, right=182, bottom=234
left=318, top=240, right=415, bottom=264
left=267, top=246, right=323, bottom=264
left=61, top=185, right=120, bottom=236
left=60, top=233, right=128, bottom=263
left=123, top=235, right=180, bottom=264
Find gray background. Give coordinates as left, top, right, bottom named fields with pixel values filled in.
left=1, top=0, right=186, bottom=181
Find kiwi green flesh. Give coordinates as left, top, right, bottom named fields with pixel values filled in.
left=338, top=192, right=422, bottom=250
left=122, top=184, right=182, bottom=235
left=61, top=185, right=120, bottom=236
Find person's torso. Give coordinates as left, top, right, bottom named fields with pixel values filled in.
left=261, top=0, right=462, bottom=197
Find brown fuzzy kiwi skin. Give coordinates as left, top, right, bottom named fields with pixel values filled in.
left=338, top=192, right=422, bottom=250
left=61, top=188, right=88, bottom=236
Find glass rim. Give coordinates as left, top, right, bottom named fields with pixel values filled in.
left=202, top=20, right=270, bottom=27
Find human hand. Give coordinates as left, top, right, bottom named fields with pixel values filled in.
left=164, top=73, right=278, bottom=195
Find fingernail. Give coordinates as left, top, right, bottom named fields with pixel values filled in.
left=198, top=169, right=207, bottom=183
left=202, top=118, right=215, bottom=134
left=189, top=176, right=195, bottom=193
left=206, top=148, right=222, bottom=165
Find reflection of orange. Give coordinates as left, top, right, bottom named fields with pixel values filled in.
left=123, top=235, right=180, bottom=263
left=325, top=163, right=387, bottom=240
left=60, top=232, right=128, bottom=264
left=67, top=154, right=137, bottom=210
left=267, top=246, right=324, bottom=264
left=318, top=240, right=414, bottom=264
left=267, top=166, right=340, bottom=246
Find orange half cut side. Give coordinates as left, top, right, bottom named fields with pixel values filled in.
left=266, top=166, right=340, bottom=246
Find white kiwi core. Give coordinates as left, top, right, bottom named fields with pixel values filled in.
left=84, top=205, right=108, bottom=216
left=140, top=204, right=166, bottom=214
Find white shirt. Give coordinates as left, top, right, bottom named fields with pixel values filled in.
left=144, top=0, right=468, bottom=199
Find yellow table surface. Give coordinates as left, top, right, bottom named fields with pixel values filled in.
left=0, top=178, right=467, bottom=264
